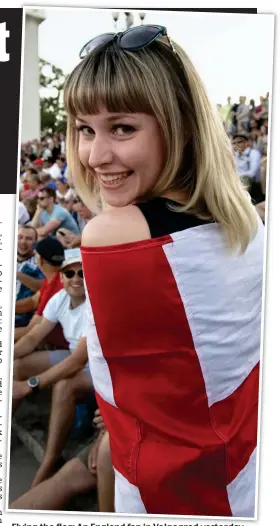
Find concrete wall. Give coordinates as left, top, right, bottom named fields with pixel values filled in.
left=21, top=11, right=45, bottom=143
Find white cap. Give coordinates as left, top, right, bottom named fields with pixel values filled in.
left=60, top=248, right=82, bottom=270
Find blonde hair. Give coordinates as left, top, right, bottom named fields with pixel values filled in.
left=64, top=37, right=257, bottom=252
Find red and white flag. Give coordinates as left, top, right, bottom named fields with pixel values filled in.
left=82, top=220, right=263, bottom=517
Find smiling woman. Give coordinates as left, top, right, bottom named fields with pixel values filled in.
left=75, top=111, right=164, bottom=208
left=63, top=25, right=264, bottom=517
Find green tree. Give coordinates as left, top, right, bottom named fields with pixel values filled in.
left=40, top=58, right=67, bottom=135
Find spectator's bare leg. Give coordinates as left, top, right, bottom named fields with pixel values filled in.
left=32, top=371, right=92, bottom=487
left=12, top=352, right=52, bottom=412
left=97, top=431, right=115, bottom=512
left=10, top=457, right=96, bottom=510
left=13, top=351, right=52, bottom=380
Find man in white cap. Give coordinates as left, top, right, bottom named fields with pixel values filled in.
left=13, top=248, right=94, bottom=487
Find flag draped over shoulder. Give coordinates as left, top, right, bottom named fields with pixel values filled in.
left=81, top=220, right=263, bottom=517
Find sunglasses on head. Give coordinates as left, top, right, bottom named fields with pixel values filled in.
left=62, top=269, right=84, bottom=279
left=79, top=24, right=176, bottom=59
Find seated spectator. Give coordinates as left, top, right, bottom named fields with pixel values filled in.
left=39, top=170, right=57, bottom=190
left=42, top=157, right=54, bottom=172
left=220, top=96, right=232, bottom=132
left=254, top=95, right=269, bottom=128
left=48, top=162, right=63, bottom=181
left=9, top=412, right=114, bottom=513
left=73, top=197, right=93, bottom=231
left=56, top=154, right=68, bottom=176
left=14, top=237, right=66, bottom=346
left=24, top=196, right=38, bottom=221
left=13, top=249, right=94, bottom=486
left=236, top=96, right=250, bottom=132
left=56, top=176, right=74, bottom=201
left=51, top=136, right=61, bottom=163
left=30, top=186, right=80, bottom=238
left=18, top=200, right=30, bottom=225
left=58, top=134, right=66, bottom=156
left=249, top=98, right=255, bottom=116
left=46, top=154, right=67, bottom=182
left=232, top=133, right=261, bottom=191
left=58, top=196, right=75, bottom=215
left=251, top=129, right=260, bottom=150
left=255, top=157, right=267, bottom=223
left=41, top=141, right=53, bottom=161
left=249, top=118, right=258, bottom=134
left=56, top=199, right=93, bottom=249
left=15, top=226, right=45, bottom=328
left=22, top=168, right=43, bottom=200
left=33, top=158, right=44, bottom=170
left=257, top=124, right=268, bottom=156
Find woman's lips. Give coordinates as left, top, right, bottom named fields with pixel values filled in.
left=98, top=171, right=133, bottom=187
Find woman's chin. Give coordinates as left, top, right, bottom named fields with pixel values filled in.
left=101, top=191, right=136, bottom=209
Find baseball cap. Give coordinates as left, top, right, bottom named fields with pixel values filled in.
left=60, top=248, right=82, bottom=271
left=33, top=158, right=43, bottom=166
left=45, top=181, right=57, bottom=190
left=58, top=176, right=68, bottom=184
left=35, top=237, right=65, bottom=266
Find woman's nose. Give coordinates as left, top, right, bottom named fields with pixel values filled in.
left=88, top=136, right=114, bottom=169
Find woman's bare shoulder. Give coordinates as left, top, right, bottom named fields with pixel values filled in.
left=82, top=204, right=151, bottom=247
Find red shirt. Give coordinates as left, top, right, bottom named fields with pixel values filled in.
left=37, top=272, right=68, bottom=349
left=36, top=272, right=62, bottom=315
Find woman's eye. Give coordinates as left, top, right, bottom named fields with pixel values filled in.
left=76, top=125, right=94, bottom=137
left=112, top=124, right=135, bottom=135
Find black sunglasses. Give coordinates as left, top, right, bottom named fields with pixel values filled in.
left=38, top=196, right=48, bottom=201
left=62, top=269, right=84, bottom=279
left=232, top=139, right=247, bottom=145
left=79, top=24, right=176, bottom=59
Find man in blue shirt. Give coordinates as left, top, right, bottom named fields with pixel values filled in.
left=16, top=225, right=45, bottom=327
left=31, top=186, right=80, bottom=238
left=232, top=133, right=261, bottom=190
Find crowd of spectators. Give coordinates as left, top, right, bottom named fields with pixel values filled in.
left=11, top=94, right=269, bottom=511
left=218, top=93, right=269, bottom=220
left=12, top=133, right=114, bottom=512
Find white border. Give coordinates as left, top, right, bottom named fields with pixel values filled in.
left=0, top=3, right=279, bottom=526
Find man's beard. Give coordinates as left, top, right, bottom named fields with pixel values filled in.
left=17, top=250, right=32, bottom=261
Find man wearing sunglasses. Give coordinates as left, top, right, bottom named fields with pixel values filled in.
left=13, top=249, right=95, bottom=487
left=232, top=133, right=261, bottom=191
left=31, top=186, right=80, bottom=239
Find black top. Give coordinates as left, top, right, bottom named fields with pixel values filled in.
left=136, top=198, right=210, bottom=239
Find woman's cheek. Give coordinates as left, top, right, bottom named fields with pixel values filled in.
left=78, top=140, right=91, bottom=168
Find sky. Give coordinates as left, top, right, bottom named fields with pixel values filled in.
left=36, top=8, right=275, bottom=105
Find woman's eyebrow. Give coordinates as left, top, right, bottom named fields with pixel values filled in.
left=106, top=113, right=137, bottom=122
left=75, top=113, right=138, bottom=124
left=75, top=117, right=88, bottom=123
